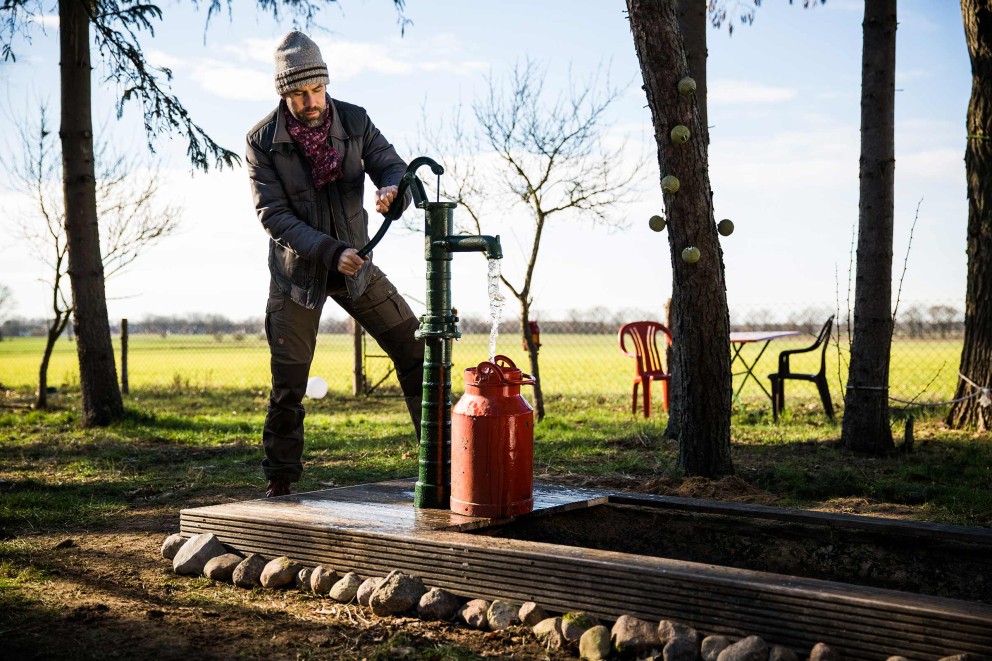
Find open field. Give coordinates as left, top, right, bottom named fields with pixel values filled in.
left=0, top=333, right=966, bottom=409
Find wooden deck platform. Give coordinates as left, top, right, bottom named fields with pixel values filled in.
left=180, top=479, right=992, bottom=660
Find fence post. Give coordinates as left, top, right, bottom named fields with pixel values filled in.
left=121, top=318, right=129, bottom=395
left=352, top=319, right=364, bottom=396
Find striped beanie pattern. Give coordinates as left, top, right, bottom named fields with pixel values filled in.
left=274, top=31, right=329, bottom=96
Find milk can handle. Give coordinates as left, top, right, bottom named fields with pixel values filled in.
left=476, top=357, right=536, bottom=386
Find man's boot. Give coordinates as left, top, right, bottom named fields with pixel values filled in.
left=266, top=480, right=292, bottom=498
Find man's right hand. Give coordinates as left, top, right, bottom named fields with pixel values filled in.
left=337, top=248, right=366, bottom=276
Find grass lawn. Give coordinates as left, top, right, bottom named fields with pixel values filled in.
left=1, top=361, right=989, bottom=658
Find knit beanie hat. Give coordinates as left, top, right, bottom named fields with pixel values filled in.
left=274, top=31, right=329, bottom=96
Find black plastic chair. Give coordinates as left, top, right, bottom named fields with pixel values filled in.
left=768, top=316, right=835, bottom=421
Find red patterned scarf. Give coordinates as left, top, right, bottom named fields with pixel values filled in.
left=284, top=103, right=343, bottom=188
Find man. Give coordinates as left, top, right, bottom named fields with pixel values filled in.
left=246, top=31, right=424, bottom=498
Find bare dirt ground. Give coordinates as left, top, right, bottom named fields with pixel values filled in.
left=2, top=480, right=911, bottom=661
left=1, top=500, right=572, bottom=661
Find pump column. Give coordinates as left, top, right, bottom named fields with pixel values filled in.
left=414, top=201, right=460, bottom=509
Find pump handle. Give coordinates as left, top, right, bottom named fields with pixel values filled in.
left=357, top=156, right=444, bottom=258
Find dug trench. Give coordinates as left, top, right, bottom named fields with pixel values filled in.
left=469, top=497, right=992, bottom=603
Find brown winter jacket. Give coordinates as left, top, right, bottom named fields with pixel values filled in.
left=246, top=97, right=409, bottom=309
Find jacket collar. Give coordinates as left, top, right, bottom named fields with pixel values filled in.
left=273, top=96, right=347, bottom=151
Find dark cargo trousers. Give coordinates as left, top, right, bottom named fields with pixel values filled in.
left=262, top=270, right=424, bottom=482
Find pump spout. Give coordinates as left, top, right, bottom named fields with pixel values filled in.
left=436, top=234, right=503, bottom=260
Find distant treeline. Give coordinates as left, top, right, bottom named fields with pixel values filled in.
left=0, top=302, right=964, bottom=339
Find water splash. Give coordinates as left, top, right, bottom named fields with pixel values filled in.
left=487, top=258, right=506, bottom=363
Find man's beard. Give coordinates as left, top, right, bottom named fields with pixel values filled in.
left=293, top=104, right=328, bottom=128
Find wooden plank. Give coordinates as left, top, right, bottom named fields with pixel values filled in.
left=608, top=493, right=992, bottom=545
left=182, top=514, right=991, bottom=659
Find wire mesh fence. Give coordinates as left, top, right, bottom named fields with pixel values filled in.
left=0, top=300, right=967, bottom=414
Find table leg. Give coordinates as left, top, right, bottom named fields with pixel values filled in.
left=731, top=340, right=774, bottom=404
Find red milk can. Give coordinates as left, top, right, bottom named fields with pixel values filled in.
left=450, top=355, right=535, bottom=517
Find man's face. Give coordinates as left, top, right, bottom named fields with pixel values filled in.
left=284, top=83, right=327, bottom=127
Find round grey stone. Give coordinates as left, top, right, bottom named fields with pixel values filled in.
left=357, top=576, right=382, bottom=606
left=809, top=643, right=841, bottom=661
left=612, top=614, right=662, bottom=656
left=232, top=553, right=267, bottom=588
left=717, top=635, right=768, bottom=661
left=486, top=600, right=519, bottom=631
left=295, top=567, right=314, bottom=590
left=260, top=556, right=299, bottom=589
left=579, top=625, right=611, bottom=661
left=532, top=617, right=565, bottom=651
left=702, top=635, right=735, bottom=661
left=369, top=571, right=426, bottom=616
left=665, top=636, right=700, bottom=661
left=161, top=533, right=185, bottom=560
left=518, top=601, right=549, bottom=627
left=561, top=611, right=599, bottom=642
left=173, top=533, right=226, bottom=575
left=417, top=587, right=461, bottom=621
left=458, top=599, right=490, bottom=630
left=659, top=620, right=700, bottom=647
left=329, top=572, right=363, bottom=602
left=203, top=552, right=243, bottom=582
left=310, top=565, right=339, bottom=595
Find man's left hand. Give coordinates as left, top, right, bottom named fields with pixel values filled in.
left=375, top=185, right=399, bottom=214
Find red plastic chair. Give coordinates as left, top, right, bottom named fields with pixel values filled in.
left=618, top=321, right=672, bottom=418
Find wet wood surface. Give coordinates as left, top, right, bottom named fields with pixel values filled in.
left=180, top=478, right=992, bottom=660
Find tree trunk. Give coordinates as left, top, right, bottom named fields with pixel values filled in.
left=59, top=0, right=124, bottom=426
left=627, top=0, right=733, bottom=478
left=948, top=0, right=992, bottom=431
left=521, top=309, right=545, bottom=421
left=841, top=0, right=897, bottom=453
left=677, top=0, right=708, bottom=144
left=36, top=312, right=71, bottom=410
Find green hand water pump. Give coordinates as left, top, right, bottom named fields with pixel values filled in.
left=360, top=156, right=502, bottom=509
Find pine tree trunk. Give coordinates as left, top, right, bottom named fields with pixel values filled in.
left=841, top=0, right=897, bottom=453
left=627, top=0, right=733, bottom=478
left=677, top=0, right=707, bottom=144
left=59, top=0, right=124, bottom=426
left=949, top=0, right=992, bottom=431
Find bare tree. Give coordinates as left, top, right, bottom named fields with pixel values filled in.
left=0, top=284, right=12, bottom=341
left=419, top=61, right=641, bottom=420
left=948, top=0, right=992, bottom=431
left=3, top=106, right=179, bottom=409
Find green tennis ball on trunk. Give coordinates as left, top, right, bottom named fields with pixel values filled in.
left=677, top=76, right=697, bottom=97
left=670, top=125, right=691, bottom=145
left=682, top=246, right=701, bottom=264
left=718, top=219, right=735, bottom=236
left=648, top=215, right=667, bottom=232
left=661, top=175, right=680, bottom=194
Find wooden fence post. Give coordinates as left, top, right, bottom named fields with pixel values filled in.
left=121, top=318, right=129, bottom=395
left=352, top=319, right=364, bottom=396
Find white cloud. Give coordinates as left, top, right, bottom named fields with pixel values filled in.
left=709, top=79, right=798, bottom=105
left=189, top=64, right=275, bottom=101
left=202, top=33, right=487, bottom=92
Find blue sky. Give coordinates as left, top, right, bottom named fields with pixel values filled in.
left=0, top=0, right=972, bottom=324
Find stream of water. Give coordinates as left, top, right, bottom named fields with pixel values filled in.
left=487, top=258, right=506, bottom=363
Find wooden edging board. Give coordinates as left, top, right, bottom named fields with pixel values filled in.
left=180, top=480, right=992, bottom=660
